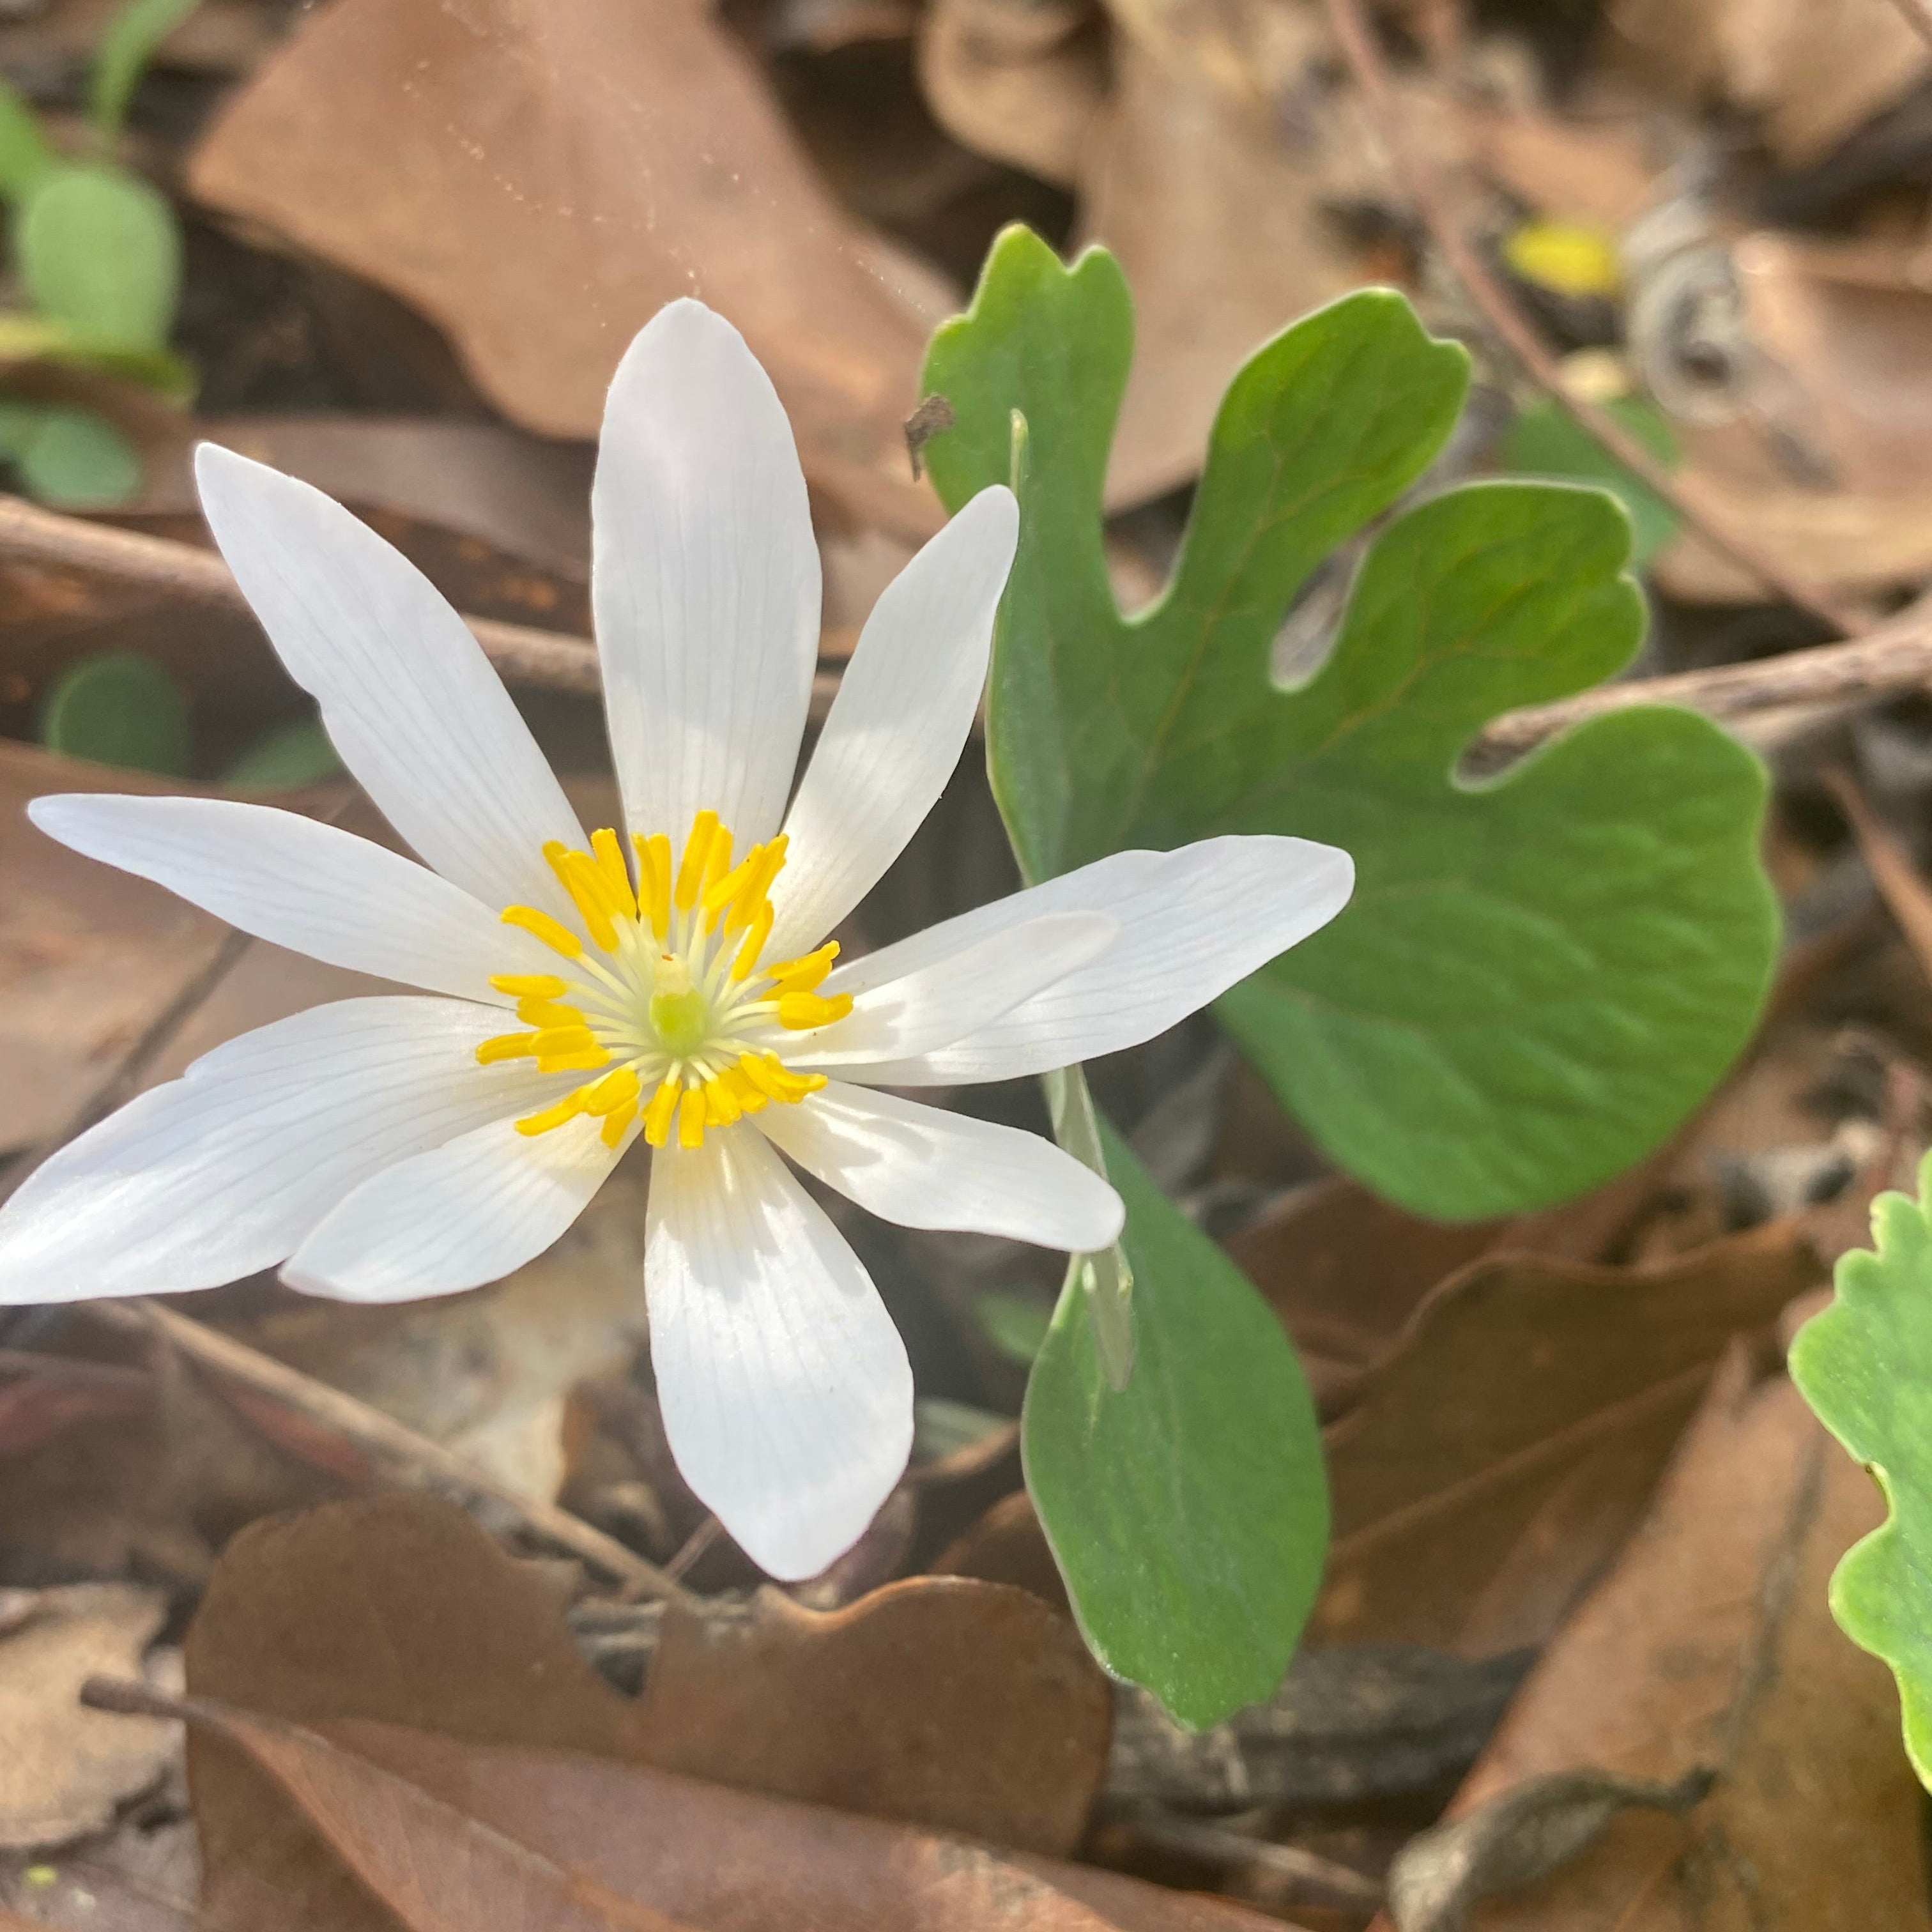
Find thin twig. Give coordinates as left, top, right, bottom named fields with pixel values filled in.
left=1887, top=0, right=1932, bottom=52
left=1124, top=1809, right=1385, bottom=1912
left=87, top=1298, right=691, bottom=1605
left=1317, top=0, right=1862, bottom=636
left=1469, top=592, right=1932, bottom=769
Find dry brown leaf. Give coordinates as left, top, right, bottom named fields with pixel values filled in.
left=917, top=0, right=1107, bottom=190
left=1462, top=110, right=1660, bottom=231
left=186, top=0, right=942, bottom=543
left=637, top=1579, right=1110, bottom=1855
left=1417, top=1346, right=1931, bottom=1930
left=1311, top=1219, right=1826, bottom=1654
left=0, top=1587, right=176, bottom=1850
left=187, top=1494, right=1126, bottom=1929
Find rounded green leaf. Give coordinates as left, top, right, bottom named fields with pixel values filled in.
left=1503, top=395, right=1681, bottom=569
left=1790, top=1152, right=1932, bottom=1790
left=1023, top=1123, right=1327, bottom=1726
left=39, top=650, right=191, bottom=775
left=222, top=718, right=344, bottom=793
left=17, top=162, right=180, bottom=348
left=14, top=404, right=141, bottom=507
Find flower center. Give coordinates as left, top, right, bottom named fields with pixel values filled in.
left=475, top=811, right=850, bottom=1152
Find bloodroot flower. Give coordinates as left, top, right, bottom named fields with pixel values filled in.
left=0, top=302, right=1353, bottom=1577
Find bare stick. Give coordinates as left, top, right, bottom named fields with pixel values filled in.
left=1887, top=0, right=1932, bottom=51
left=1317, top=0, right=1862, bottom=636
left=86, top=1299, right=691, bottom=1604
left=1469, top=593, right=1932, bottom=766
left=1124, top=1809, right=1384, bottom=1912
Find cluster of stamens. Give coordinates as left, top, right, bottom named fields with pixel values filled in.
left=476, top=811, right=850, bottom=1151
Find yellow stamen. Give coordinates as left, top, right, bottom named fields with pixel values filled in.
left=537, top=1051, right=610, bottom=1074
left=476, top=1032, right=538, bottom=1064
left=601, top=1098, right=638, bottom=1148
left=730, top=900, right=774, bottom=981
left=748, top=1052, right=824, bottom=1103
left=516, top=1092, right=584, bottom=1136
left=677, top=1086, right=707, bottom=1149
left=581, top=1066, right=641, bottom=1116
left=591, top=827, right=637, bottom=919
left=703, top=1075, right=742, bottom=1126
left=675, top=811, right=719, bottom=911
left=531, top=1025, right=599, bottom=1058
left=739, top=1052, right=785, bottom=1101
left=502, top=905, right=581, bottom=959
left=777, top=990, right=854, bottom=1031
left=732, top=834, right=789, bottom=931
left=634, top=832, right=672, bottom=940
left=765, top=941, right=838, bottom=991
left=489, top=973, right=566, bottom=1000
left=642, top=1078, right=681, bottom=1147
left=516, top=997, right=584, bottom=1027
left=727, top=1066, right=769, bottom=1114
left=700, top=851, right=761, bottom=930
left=546, top=843, right=620, bottom=953
left=701, top=828, right=734, bottom=923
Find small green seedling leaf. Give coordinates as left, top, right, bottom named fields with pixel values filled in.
left=923, top=226, right=1776, bottom=1220
left=974, top=1290, right=1054, bottom=1367
left=39, top=650, right=190, bottom=774
left=0, top=76, right=57, bottom=201
left=0, top=309, right=193, bottom=397
left=4, top=404, right=141, bottom=507
left=1503, top=395, right=1681, bottom=570
left=1790, top=1150, right=1932, bottom=1791
left=222, top=718, right=344, bottom=793
left=93, top=0, right=204, bottom=139
left=1023, top=1122, right=1326, bottom=1727
left=17, top=163, right=180, bottom=348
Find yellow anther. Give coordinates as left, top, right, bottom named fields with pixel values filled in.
left=489, top=973, right=566, bottom=1000
left=475, top=1032, right=538, bottom=1064
left=677, top=1086, right=707, bottom=1149
left=703, top=1075, right=742, bottom=1126
left=727, top=1066, right=769, bottom=1114
left=502, top=905, right=581, bottom=960
left=642, top=1078, right=681, bottom=1147
left=634, top=832, right=671, bottom=940
left=601, top=1098, right=638, bottom=1149
left=516, top=997, right=585, bottom=1028
left=582, top=1066, right=641, bottom=1116
left=777, top=990, right=854, bottom=1031
left=760, top=1054, right=827, bottom=1101
left=674, top=811, right=719, bottom=911
left=726, top=836, right=788, bottom=935
left=765, top=941, right=838, bottom=991
left=515, top=1092, right=584, bottom=1137
left=590, top=827, right=637, bottom=919
left=730, top=900, right=774, bottom=981
left=700, top=851, right=760, bottom=930
left=531, top=1025, right=599, bottom=1058
left=546, top=845, right=620, bottom=953
left=537, top=1051, right=610, bottom=1074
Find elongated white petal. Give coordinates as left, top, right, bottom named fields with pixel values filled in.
left=784, top=910, right=1115, bottom=1069
left=645, top=1126, right=912, bottom=1580
left=756, top=1081, right=1123, bottom=1252
left=766, top=486, right=1018, bottom=960
left=593, top=302, right=820, bottom=852
left=284, top=1114, right=627, bottom=1302
left=27, top=794, right=534, bottom=1005
left=831, top=836, right=1353, bottom=1085
left=0, top=999, right=564, bottom=1304
left=195, top=445, right=586, bottom=916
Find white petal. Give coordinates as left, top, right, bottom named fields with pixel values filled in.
left=592, top=301, right=820, bottom=852
left=28, top=793, right=533, bottom=1005
left=830, top=836, right=1354, bottom=1085
left=765, top=485, right=1018, bottom=960
left=0, top=999, right=564, bottom=1304
left=783, top=910, right=1116, bottom=1069
left=284, top=1114, right=626, bottom=1303
left=195, top=445, right=586, bottom=916
left=756, top=1081, right=1123, bottom=1252
left=645, top=1126, right=912, bottom=1580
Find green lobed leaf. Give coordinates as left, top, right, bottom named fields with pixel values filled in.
left=17, top=162, right=180, bottom=348
left=1022, top=1121, right=1326, bottom=1726
left=92, top=0, right=204, bottom=138
left=1503, top=395, right=1681, bottom=570
left=39, top=649, right=190, bottom=774
left=1790, top=1151, right=1932, bottom=1791
left=922, top=226, right=1777, bottom=1220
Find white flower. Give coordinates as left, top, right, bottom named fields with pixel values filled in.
left=0, top=301, right=1353, bottom=1579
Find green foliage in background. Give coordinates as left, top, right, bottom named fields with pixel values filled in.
left=38, top=651, right=192, bottom=776
left=921, top=226, right=1777, bottom=1722
left=0, top=0, right=199, bottom=507
left=1503, top=394, right=1681, bottom=570
left=1790, top=1153, right=1932, bottom=1791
